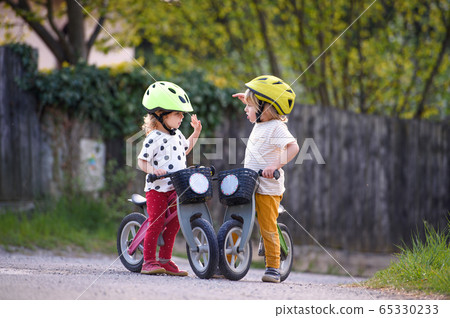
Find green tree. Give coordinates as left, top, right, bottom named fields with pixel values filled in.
left=111, top=0, right=449, bottom=119
left=1, top=0, right=108, bottom=67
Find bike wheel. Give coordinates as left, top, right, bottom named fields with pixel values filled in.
left=217, top=219, right=252, bottom=281
left=117, top=212, right=146, bottom=272
left=186, top=218, right=219, bottom=279
left=278, top=223, right=294, bottom=282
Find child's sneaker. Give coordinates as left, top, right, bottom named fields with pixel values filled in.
left=141, top=261, right=166, bottom=275
left=262, top=267, right=281, bottom=283
left=160, top=260, right=188, bottom=276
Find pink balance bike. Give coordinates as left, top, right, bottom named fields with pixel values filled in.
left=117, top=166, right=219, bottom=279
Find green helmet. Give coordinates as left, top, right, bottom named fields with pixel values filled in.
left=142, top=81, right=193, bottom=113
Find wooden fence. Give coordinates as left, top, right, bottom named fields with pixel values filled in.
left=284, top=106, right=449, bottom=252
left=207, top=104, right=449, bottom=252
left=0, top=46, right=42, bottom=202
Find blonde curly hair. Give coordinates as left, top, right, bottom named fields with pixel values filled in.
left=142, top=110, right=165, bottom=135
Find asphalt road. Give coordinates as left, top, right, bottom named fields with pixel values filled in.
left=0, top=248, right=421, bottom=300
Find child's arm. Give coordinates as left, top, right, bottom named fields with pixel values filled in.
left=138, top=159, right=167, bottom=176
left=186, top=114, right=202, bottom=155
left=261, top=141, right=300, bottom=179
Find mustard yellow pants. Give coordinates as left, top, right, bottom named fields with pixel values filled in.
left=255, top=193, right=282, bottom=269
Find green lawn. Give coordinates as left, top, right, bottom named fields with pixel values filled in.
left=0, top=195, right=118, bottom=254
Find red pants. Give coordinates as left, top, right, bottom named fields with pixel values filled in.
left=143, top=190, right=180, bottom=262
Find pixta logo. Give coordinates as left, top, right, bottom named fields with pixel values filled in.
left=126, top=130, right=325, bottom=168
left=126, top=130, right=146, bottom=168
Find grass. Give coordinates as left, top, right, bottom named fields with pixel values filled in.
left=364, top=220, right=450, bottom=296
left=0, top=194, right=120, bottom=254
left=0, top=161, right=134, bottom=254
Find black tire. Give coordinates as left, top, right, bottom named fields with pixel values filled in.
left=186, top=218, right=219, bottom=279
left=117, top=212, right=146, bottom=272
left=217, top=219, right=252, bottom=281
left=278, top=223, right=293, bottom=282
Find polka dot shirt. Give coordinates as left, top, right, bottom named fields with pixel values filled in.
left=138, top=129, right=189, bottom=192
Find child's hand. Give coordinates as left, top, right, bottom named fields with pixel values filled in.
left=153, top=169, right=168, bottom=177
left=261, top=166, right=279, bottom=179
left=190, top=114, right=202, bottom=134
left=232, top=93, right=246, bottom=104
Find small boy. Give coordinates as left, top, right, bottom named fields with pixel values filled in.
left=233, top=75, right=299, bottom=283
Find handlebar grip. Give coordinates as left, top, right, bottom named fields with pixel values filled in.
left=258, top=169, right=280, bottom=180
left=273, top=170, right=280, bottom=180
left=148, top=173, right=172, bottom=183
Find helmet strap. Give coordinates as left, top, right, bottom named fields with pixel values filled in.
left=151, top=112, right=177, bottom=135
left=256, top=99, right=265, bottom=123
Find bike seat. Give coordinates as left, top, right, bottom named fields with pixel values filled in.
left=129, top=194, right=147, bottom=207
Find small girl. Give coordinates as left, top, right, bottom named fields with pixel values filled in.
left=138, top=81, right=202, bottom=275
left=233, top=75, right=299, bottom=283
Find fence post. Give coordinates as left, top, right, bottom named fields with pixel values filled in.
left=0, top=46, right=42, bottom=206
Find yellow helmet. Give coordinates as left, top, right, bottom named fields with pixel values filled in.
left=245, top=75, right=296, bottom=115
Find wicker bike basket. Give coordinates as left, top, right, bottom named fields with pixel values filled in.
left=170, top=167, right=213, bottom=204
left=218, top=168, right=259, bottom=206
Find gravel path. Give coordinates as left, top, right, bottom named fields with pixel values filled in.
left=0, top=248, right=419, bottom=300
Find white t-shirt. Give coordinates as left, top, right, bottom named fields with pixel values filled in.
left=244, top=120, right=296, bottom=196
left=138, top=129, right=189, bottom=192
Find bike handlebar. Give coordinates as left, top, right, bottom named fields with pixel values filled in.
left=148, top=165, right=216, bottom=183
left=148, top=167, right=280, bottom=183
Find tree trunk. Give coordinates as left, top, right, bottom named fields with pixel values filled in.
left=356, top=20, right=366, bottom=113
left=2, top=0, right=106, bottom=67
left=66, top=0, right=87, bottom=64
left=252, top=0, right=282, bottom=77
left=414, top=11, right=450, bottom=118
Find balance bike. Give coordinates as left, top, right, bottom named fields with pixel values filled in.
left=215, top=168, right=294, bottom=281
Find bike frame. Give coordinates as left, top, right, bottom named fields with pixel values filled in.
left=126, top=195, right=178, bottom=255
left=176, top=198, right=214, bottom=252
left=221, top=189, right=257, bottom=253
left=220, top=183, right=289, bottom=256
left=126, top=200, right=216, bottom=256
